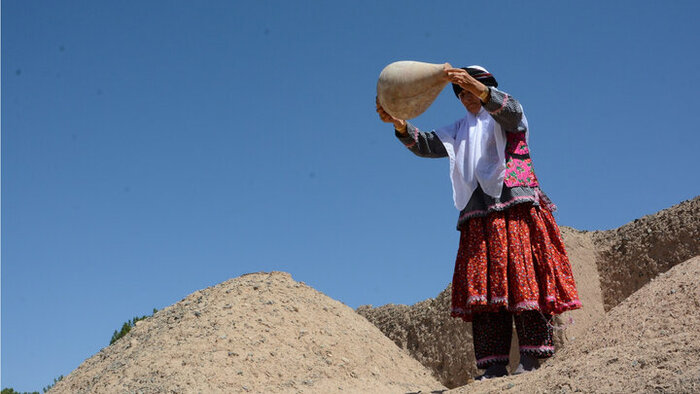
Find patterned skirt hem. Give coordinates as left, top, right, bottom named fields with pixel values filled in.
left=451, top=299, right=582, bottom=322
left=451, top=202, right=581, bottom=323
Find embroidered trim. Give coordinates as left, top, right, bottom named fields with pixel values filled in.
left=536, top=189, right=558, bottom=212
left=514, top=300, right=540, bottom=310
left=476, top=355, right=509, bottom=364
left=545, top=300, right=583, bottom=315
left=451, top=299, right=582, bottom=322
left=459, top=195, right=537, bottom=221
left=467, top=295, right=488, bottom=304
left=520, top=345, right=555, bottom=352
left=489, top=93, right=509, bottom=115
left=559, top=300, right=582, bottom=309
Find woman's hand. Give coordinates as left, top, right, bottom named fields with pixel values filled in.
left=376, top=97, right=407, bottom=132
left=445, top=67, right=488, bottom=98
left=445, top=67, right=471, bottom=87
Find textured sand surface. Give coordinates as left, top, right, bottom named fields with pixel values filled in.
left=357, top=226, right=606, bottom=388
left=448, top=256, right=700, bottom=394
left=357, top=288, right=474, bottom=389
left=358, top=197, right=698, bottom=388
left=592, top=197, right=700, bottom=310
left=50, top=197, right=699, bottom=393
left=50, top=272, right=444, bottom=393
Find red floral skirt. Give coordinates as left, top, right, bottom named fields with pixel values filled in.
left=451, top=202, right=582, bottom=322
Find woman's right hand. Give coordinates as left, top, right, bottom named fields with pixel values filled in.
left=376, top=97, right=407, bottom=132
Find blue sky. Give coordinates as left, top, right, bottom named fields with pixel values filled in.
left=3, top=1, right=699, bottom=391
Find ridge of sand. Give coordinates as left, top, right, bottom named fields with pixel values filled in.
left=50, top=272, right=445, bottom=394
left=448, top=255, right=700, bottom=393
left=592, top=196, right=700, bottom=310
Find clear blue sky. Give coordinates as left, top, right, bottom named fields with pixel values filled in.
left=2, top=1, right=699, bottom=391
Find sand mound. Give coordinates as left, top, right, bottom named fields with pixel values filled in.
left=357, top=226, right=606, bottom=388
left=357, top=288, right=473, bottom=389
left=449, top=255, right=700, bottom=393
left=592, top=196, right=700, bottom=310
left=49, top=197, right=699, bottom=393
left=50, top=272, right=444, bottom=393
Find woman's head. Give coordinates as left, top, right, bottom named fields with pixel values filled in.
left=451, top=65, right=498, bottom=98
left=451, top=66, right=498, bottom=115
left=457, top=89, right=483, bottom=114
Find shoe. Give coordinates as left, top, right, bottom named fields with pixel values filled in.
left=474, top=365, right=508, bottom=380
left=512, top=354, right=540, bottom=375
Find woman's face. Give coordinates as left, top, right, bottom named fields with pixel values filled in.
left=459, top=90, right=482, bottom=115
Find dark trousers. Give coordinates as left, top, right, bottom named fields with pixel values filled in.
left=472, top=310, right=555, bottom=369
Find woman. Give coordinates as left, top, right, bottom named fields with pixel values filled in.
left=376, top=64, right=581, bottom=379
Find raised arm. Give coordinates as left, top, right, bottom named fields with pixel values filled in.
left=394, top=122, right=448, bottom=158
left=376, top=97, right=447, bottom=158
left=482, top=87, right=526, bottom=132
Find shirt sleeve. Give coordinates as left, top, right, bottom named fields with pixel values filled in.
left=394, top=122, right=448, bottom=158
left=482, top=87, right=528, bottom=133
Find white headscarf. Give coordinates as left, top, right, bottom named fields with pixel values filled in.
left=434, top=107, right=508, bottom=211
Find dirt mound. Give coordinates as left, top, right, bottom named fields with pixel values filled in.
left=449, top=255, right=700, bottom=393
left=357, top=288, right=474, bottom=389
left=357, top=227, right=606, bottom=388
left=50, top=272, right=444, bottom=394
left=592, top=196, right=700, bottom=310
